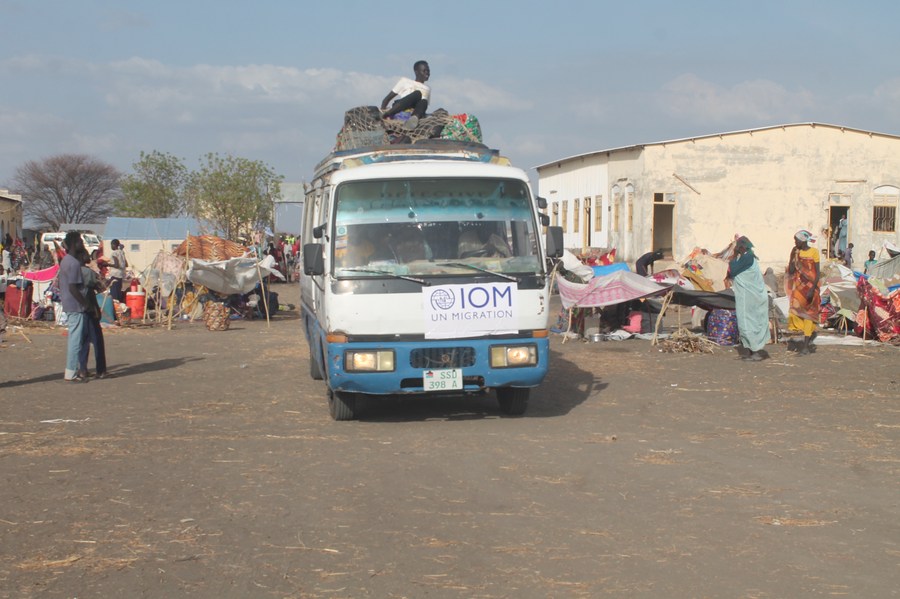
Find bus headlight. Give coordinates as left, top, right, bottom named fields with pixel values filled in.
left=490, top=344, right=537, bottom=368
left=344, top=350, right=395, bottom=372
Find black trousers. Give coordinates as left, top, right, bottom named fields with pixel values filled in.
left=386, top=91, right=428, bottom=118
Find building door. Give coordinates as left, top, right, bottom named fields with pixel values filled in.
left=581, top=198, right=592, bottom=248
left=828, top=205, right=849, bottom=259
left=652, top=202, right=674, bottom=258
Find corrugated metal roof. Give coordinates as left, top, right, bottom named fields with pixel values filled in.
left=102, top=217, right=212, bottom=240
left=533, top=122, right=900, bottom=171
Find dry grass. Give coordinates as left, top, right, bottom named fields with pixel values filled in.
left=755, top=516, right=838, bottom=527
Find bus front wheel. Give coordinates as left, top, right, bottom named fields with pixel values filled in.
left=497, top=387, right=529, bottom=416
left=328, top=388, right=357, bottom=421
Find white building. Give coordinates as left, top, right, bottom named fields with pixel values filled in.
left=535, top=123, right=900, bottom=269
left=0, top=189, right=23, bottom=244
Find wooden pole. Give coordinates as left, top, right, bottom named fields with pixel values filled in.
left=167, top=232, right=189, bottom=330
left=652, top=289, right=674, bottom=346
left=257, top=257, right=271, bottom=328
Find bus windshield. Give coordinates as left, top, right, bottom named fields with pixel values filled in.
left=332, top=178, right=541, bottom=278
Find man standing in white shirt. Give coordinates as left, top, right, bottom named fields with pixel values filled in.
left=381, top=60, right=430, bottom=129
left=107, top=239, right=128, bottom=303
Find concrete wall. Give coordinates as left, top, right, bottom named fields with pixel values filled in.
left=537, top=124, right=900, bottom=270
left=0, top=190, right=23, bottom=244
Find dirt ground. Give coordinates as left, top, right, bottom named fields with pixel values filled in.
left=1, top=283, right=898, bottom=598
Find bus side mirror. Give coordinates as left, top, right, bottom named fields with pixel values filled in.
left=536, top=196, right=548, bottom=210
left=539, top=213, right=550, bottom=226
left=313, top=222, right=327, bottom=239
left=303, top=243, right=324, bottom=276
left=545, top=226, right=564, bottom=258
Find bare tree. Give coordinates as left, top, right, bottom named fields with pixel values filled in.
left=13, top=154, right=122, bottom=230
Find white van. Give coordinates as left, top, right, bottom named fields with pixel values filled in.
left=41, top=232, right=102, bottom=254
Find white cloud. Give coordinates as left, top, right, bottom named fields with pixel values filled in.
left=659, top=74, right=815, bottom=123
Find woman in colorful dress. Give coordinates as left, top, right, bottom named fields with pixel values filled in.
left=786, top=230, right=821, bottom=355
left=725, top=236, right=769, bottom=361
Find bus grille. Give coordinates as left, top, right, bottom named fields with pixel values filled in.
left=410, top=347, right=476, bottom=369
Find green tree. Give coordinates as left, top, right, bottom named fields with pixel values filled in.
left=13, top=154, right=121, bottom=229
left=186, top=153, right=282, bottom=240
left=117, top=150, right=188, bottom=217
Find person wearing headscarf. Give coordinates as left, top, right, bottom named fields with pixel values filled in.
left=786, top=230, right=821, bottom=355
left=725, top=236, right=769, bottom=361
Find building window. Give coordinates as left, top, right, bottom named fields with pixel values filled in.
left=873, top=205, right=896, bottom=232
left=573, top=199, right=580, bottom=233
left=130, top=243, right=140, bottom=252
left=626, top=185, right=635, bottom=233
left=611, top=186, right=621, bottom=231
left=654, top=192, right=677, bottom=203
left=873, top=186, right=899, bottom=233
left=594, top=195, right=603, bottom=231
left=561, top=200, right=568, bottom=233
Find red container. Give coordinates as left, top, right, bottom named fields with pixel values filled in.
left=126, top=291, right=145, bottom=319
left=4, top=284, right=34, bottom=318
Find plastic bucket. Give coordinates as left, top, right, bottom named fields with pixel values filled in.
left=126, top=291, right=146, bottom=319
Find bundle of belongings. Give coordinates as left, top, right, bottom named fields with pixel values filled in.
left=335, top=106, right=483, bottom=151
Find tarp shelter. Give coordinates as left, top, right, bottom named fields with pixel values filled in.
left=867, top=252, right=900, bottom=281
left=141, top=251, right=187, bottom=299
left=186, top=257, right=285, bottom=296
left=664, top=288, right=737, bottom=311
left=557, top=269, right=671, bottom=309
left=22, top=264, right=59, bottom=310
left=857, top=276, right=900, bottom=342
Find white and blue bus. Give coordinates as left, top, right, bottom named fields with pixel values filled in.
left=301, top=140, right=562, bottom=420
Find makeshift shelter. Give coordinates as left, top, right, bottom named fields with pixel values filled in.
left=856, top=277, right=900, bottom=343
left=22, top=264, right=58, bottom=304
left=867, top=252, right=900, bottom=281
left=136, top=235, right=252, bottom=328
left=557, top=269, right=670, bottom=310
left=186, top=257, right=285, bottom=295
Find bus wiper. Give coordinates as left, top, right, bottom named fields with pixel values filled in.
left=342, top=267, right=430, bottom=286
left=437, top=262, right=520, bottom=283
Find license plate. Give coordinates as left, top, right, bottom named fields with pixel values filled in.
left=423, top=368, right=463, bottom=391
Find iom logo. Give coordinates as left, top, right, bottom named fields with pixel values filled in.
left=430, top=288, right=456, bottom=310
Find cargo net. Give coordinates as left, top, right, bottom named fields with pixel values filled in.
left=335, top=106, right=483, bottom=151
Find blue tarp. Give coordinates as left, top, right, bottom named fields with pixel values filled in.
left=591, top=263, right=630, bottom=277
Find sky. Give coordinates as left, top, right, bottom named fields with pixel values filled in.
left=3, top=0, right=900, bottom=197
